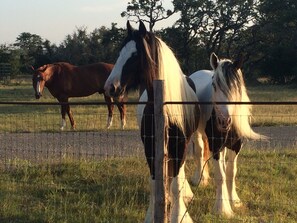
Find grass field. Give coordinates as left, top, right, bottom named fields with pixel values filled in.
left=0, top=149, right=296, bottom=223
left=0, top=77, right=296, bottom=132
left=0, top=77, right=296, bottom=222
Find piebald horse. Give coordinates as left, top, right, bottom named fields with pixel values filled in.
left=189, top=53, right=267, bottom=217
left=32, top=62, right=127, bottom=130
left=104, top=21, right=200, bottom=222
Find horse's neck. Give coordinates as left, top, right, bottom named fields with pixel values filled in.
left=44, top=71, right=60, bottom=94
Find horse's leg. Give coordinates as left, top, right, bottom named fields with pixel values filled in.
left=170, top=166, right=193, bottom=223
left=179, top=161, right=193, bottom=204
left=116, top=97, right=126, bottom=129
left=65, top=101, right=75, bottom=130
left=60, top=104, right=67, bottom=130
left=58, top=98, right=68, bottom=130
left=144, top=177, right=155, bottom=223
left=226, top=141, right=243, bottom=208
left=104, top=94, right=114, bottom=129
left=202, top=133, right=210, bottom=180
left=141, top=106, right=155, bottom=222
left=213, top=147, right=234, bottom=217
left=191, top=131, right=210, bottom=186
left=169, top=129, right=193, bottom=223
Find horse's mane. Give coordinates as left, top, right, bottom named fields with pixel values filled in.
left=36, top=64, right=48, bottom=72
left=214, top=59, right=263, bottom=140
left=141, top=34, right=198, bottom=134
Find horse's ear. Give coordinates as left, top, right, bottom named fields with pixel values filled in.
left=27, top=65, right=35, bottom=74
left=127, top=21, right=133, bottom=36
left=210, top=52, right=219, bottom=70
left=233, top=55, right=244, bottom=70
left=139, top=20, right=147, bottom=36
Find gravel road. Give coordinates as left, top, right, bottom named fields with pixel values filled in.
left=0, top=126, right=296, bottom=163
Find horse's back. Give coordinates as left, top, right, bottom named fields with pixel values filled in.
left=58, top=62, right=114, bottom=97
left=189, top=70, right=213, bottom=129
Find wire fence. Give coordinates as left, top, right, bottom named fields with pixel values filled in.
left=0, top=102, right=296, bottom=222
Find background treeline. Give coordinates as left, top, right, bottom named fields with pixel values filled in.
left=0, top=0, right=296, bottom=84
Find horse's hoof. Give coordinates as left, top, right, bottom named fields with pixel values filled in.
left=213, top=203, right=234, bottom=218
left=232, top=200, right=243, bottom=208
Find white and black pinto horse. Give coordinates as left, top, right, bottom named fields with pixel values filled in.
left=189, top=53, right=267, bottom=217
left=104, top=21, right=200, bottom=222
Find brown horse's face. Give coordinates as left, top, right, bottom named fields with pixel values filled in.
left=32, top=66, right=48, bottom=99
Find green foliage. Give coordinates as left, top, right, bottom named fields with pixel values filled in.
left=254, top=0, right=297, bottom=83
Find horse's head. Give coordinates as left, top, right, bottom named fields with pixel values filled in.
left=32, top=64, right=54, bottom=99
left=104, top=20, right=156, bottom=98
left=210, top=52, right=245, bottom=132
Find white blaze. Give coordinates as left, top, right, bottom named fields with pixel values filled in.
left=104, top=40, right=137, bottom=92
left=36, top=75, right=41, bottom=95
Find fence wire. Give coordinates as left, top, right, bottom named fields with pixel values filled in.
left=0, top=102, right=296, bottom=222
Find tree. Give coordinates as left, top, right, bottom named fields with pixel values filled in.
left=171, top=0, right=259, bottom=73
left=14, top=32, right=44, bottom=71
left=0, top=44, right=21, bottom=78
left=59, top=26, right=91, bottom=65
left=253, top=0, right=297, bottom=83
left=97, top=23, right=126, bottom=63
left=121, top=0, right=176, bottom=31
left=56, top=24, right=125, bottom=65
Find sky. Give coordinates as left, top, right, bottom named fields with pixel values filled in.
left=0, top=0, right=176, bottom=45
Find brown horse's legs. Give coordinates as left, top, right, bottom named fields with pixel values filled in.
left=66, top=104, right=75, bottom=130
left=59, top=98, right=75, bottom=130
left=104, top=94, right=114, bottom=129
left=116, top=95, right=127, bottom=129
left=60, top=103, right=67, bottom=130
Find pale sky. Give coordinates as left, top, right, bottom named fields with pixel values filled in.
left=0, top=0, right=176, bottom=45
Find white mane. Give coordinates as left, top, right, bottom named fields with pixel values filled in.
left=215, top=59, right=264, bottom=140
left=156, top=38, right=198, bottom=134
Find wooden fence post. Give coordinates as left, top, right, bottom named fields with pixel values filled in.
left=153, top=80, right=168, bottom=223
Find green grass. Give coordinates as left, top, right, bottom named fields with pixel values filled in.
left=248, top=85, right=297, bottom=126
left=0, top=149, right=296, bottom=222
left=0, top=79, right=297, bottom=133
left=0, top=78, right=296, bottom=222
left=0, top=79, right=140, bottom=132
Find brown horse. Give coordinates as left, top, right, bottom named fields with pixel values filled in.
left=32, top=62, right=127, bottom=130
